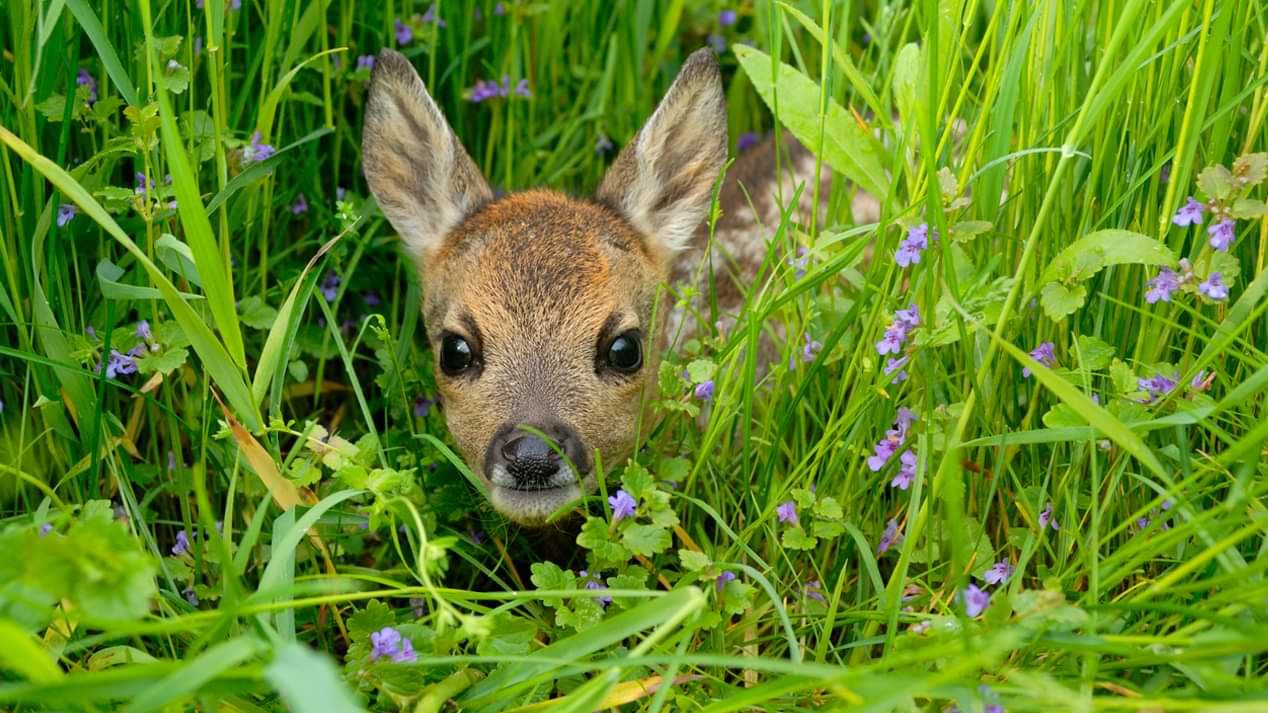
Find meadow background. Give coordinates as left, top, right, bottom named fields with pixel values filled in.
left=2, top=0, right=1267, bottom=710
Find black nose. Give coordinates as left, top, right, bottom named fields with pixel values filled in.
left=486, top=420, right=589, bottom=490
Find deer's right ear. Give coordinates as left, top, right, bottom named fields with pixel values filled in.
left=362, top=49, right=492, bottom=262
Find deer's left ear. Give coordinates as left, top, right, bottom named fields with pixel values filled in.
left=596, top=48, right=727, bottom=256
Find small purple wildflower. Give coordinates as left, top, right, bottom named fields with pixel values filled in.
left=1199, top=272, right=1228, bottom=301
left=890, top=450, right=917, bottom=490
left=1162, top=498, right=1174, bottom=511
left=514, top=78, right=531, bottom=98
left=982, top=560, right=1013, bottom=586
left=895, top=223, right=933, bottom=268
left=172, top=529, right=192, bottom=556
left=773, top=500, right=798, bottom=525
left=336, top=186, right=348, bottom=202
left=876, top=305, right=920, bottom=356
left=413, top=395, right=434, bottom=418
left=320, top=272, right=340, bottom=302
left=581, top=574, right=612, bottom=606
left=39, top=522, right=53, bottom=536
left=1021, top=341, right=1057, bottom=378
left=1145, top=267, right=1181, bottom=304
left=1172, top=197, right=1204, bottom=227
left=1160, top=162, right=1171, bottom=184
left=105, top=349, right=139, bottom=379
left=867, top=408, right=915, bottom=471
left=884, top=356, right=910, bottom=382
left=595, top=134, right=614, bottom=155
left=801, top=333, right=823, bottom=363
left=877, top=518, right=902, bottom=554
left=1208, top=218, right=1235, bottom=251
left=357, top=55, right=376, bottom=72
left=183, top=587, right=200, bottom=606
left=369, top=626, right=417, bottom=663
left=394, top=18, right=413, bottom=45
left=363, top=291, right=381, bottom=307
left=1038, top=502, right=1059, bottom=531
left=243, top=131, right=275, bottom=163
left=419, top=4, right=446, bottom=26
left=1190, top=370, right=1211, bottom=391
left=76, top=69, right=98, bottom=105
left=1136, top=516, right=1150, bottom=530
left=707, top=33, right=727, bottom=53
left=57, top=204, right=77, bottom=227
left=194, top=37, right=203, bottom=58
left=715, top=570, right=737, bottom=591
left=804, top=579, right=826, bottom=603
left=135, top=172, right=154, bottom=196
left=719, top=9, right=738, bottom=26
left=737, top=131, right=760, bottom=153
left=962, top=584, right=990, bottom=617
left=494, top=2, right=506, bottom=15
left=291, top=193, right=308, bottom=215
left=1138, top=373, right=1178, bottom=402
left=136, top=319, right=152, bottom=341
left=787, top=246, right=810, bottom=278
left=609, top=489, right=637, bottom=521
left=694, top=379, right=715, bottom=401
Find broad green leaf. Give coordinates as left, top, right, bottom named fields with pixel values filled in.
left=155, top=234, right=202, bottom=287
left=1075, top=335, right=1115, bottom=370
left=892, top=43, right=926, bottom=142
left=1232, top=152, right=1267, bottom=186
left=1040, top=230, right=1176, bottom=284
left=1196, top=164, right=1235, bottom=201
left=733, top=45, right=889, bottom=199
left=1039, top=282, right=1087, bottom=320
left=96, top=260, right=203, bottom=301
left=0, top=619, right=62, bottom=683
left=678, top=549, right=712, bottom=572
left=777, top=3, right=886, bottom=122
left=621, top=523, right=671, bottom=557
left=122, top=638, right=264, bottom=713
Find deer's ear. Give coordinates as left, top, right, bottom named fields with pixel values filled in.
left=596, top=48, right=728, bottom=257
left=362, top=49, right=492, bottom=263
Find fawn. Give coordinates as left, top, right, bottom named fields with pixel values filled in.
left=363, top=47, right=843, bottom=525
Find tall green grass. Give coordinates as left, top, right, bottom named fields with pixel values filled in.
left=1, top=0, right=1266, bottom=710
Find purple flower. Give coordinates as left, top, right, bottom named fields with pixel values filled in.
left=183, top=587, right=200, bottom=606
left=579, top=572, right=612, bottom=606
left=194, top=37, right=203, bottom=58
left=514, top=78, right=532, bottom=98
left=336, top=186, right=348, bottom=202
left=357, top=54, right=376, bottom=72
left=1138, top=374, right=1178, bottom=402
left=1038, top=502, right=1059, bottom=531
left=407, top=596, right=426, bottom=618
left=1208, top=218, right=1235, bottom=251
left=737, top=131, right=760, bottom=153
left=1021, top=341, right=1057, bottom=378
left=595, top=134, right=614, bottom=155
left=76, top=69, right=97, bottom=105
left=877, top=518, right=902, bottom=554
left=39, top=522, right=53, bottom=536
left=494, top=2, right=506, bottom=15
left=982, top=559, right=1013, bottom=586
left=1190, top=370, right=1211, bottom=391
left=291, top=193, right=308, bottom=215
left=715, top=570, right=737, bottom=591
left=884, top=356, right=909, bottom=382
left=394, top=18, right=413, bottom=45
left=804, top=579, right=826, bottom=603
left=609, top=489, right=637, bottom=520
left=694, top=379, right=715, bottom=401
left=786, top=246, right=810, bottom=279
left=135, top=172, right=154, bottom=196
left=867, top=408, right=916, bottom=471
left=876, top=320, right=909, bottom=355
left=243, top=131, right=275, bottom=163
left=369, top=626, right=416, bottom=662
left=57, top=203, right=78, bottom=227
left=136, top=319, right=152, bottom=341
left=320, top=272, right=340, bottom=302
left=890, top=450, right=917, bottom=490
left=895, top=223, right=933, bottom=268
left=706, top=33, right=727, bottom=53
left=413, top=395, right=434, bottom=417
left=1198, top=272, right=1228, bottom=301
left=1172, top=196, right=1204, bottom=227
left=419, top=4, right=446, bottom=26
left=105, top=349, right=139, bottom=379
left=962, top=584, right=990, bottom=617
left=363, top=291, right=381, bottom=307
left=1146, top=267, right=1181, bottom=304
left=776, top=500, right=798, bottom=525
left=172, top=529, right=192, bottom=556
left=719, top=9, right=738, bottom=26
left=801, top=333, right=823, bottom=363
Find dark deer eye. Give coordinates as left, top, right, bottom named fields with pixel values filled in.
left=606, top=332, right=643, bottom=373
left=439, top=335, right=474, bottom=374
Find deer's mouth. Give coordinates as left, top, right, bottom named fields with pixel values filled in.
left=487, top=464, right=592, bottom=524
